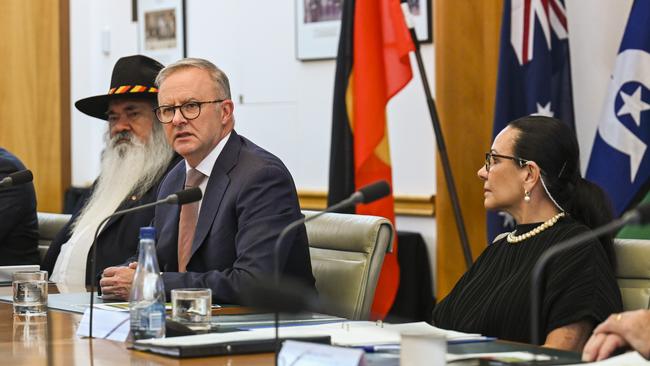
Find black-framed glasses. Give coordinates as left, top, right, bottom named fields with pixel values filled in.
left=154, top=100, right=225, bottom=124
left=485, top=152, right=529, bottom=172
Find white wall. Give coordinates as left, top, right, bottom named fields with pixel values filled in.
left=69, top=0, right=635, bottom=292
left=69, top=0, right=438, bottom=283
left=70, top=0, right=140, bottom=187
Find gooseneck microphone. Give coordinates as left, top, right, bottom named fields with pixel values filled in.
left=273, top=180, right=391, bottom=281
left=88, top=187, right=202, bottom=338
left=530, top=202, right=650, bottom=345
left=0, top=169, right=33, bottom=188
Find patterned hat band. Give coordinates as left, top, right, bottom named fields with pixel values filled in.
left=108, top=85, right=158, bottom=95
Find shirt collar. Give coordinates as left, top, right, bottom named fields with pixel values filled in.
left=184, top=132, right=231, bottom=178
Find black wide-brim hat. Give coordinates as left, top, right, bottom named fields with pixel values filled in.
left=75, top=55, right=164, bottom=120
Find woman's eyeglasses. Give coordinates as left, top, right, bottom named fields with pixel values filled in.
left=484, top=152, right=529, bottom=172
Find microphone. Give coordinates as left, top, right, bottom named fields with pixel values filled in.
left=333, top=180, right=392, bottom=211
left=530, top=201, right=650, bottom=345
left=0, top=169, right=33, bottom=188
left=88, top=187, right=202, bottom=338
left=273, top=180, right=391, bottom=282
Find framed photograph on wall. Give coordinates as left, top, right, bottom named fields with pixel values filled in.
left=136, top=0, right=186, bottom=66
left=295, top=0, right=343, bottom=61
left=295, top=0, right=432, bottom=61
left=407, top=0, right=432, bottom=43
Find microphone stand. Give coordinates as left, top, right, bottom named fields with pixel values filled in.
left=530, top=210, right=644, bottom=345
left=268, top=182, right=388, bottom=364
left=87, top=187, right=201, bottom=338
left=88, top=199, right=167, bottom=339
left=270, top=196, right=360, bottom=364
left=400, top=2, right=473, bottom=268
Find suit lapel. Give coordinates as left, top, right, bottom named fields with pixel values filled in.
left=101, top=194, right=142, bottom=234
left=157, top=164, right=185, bottom=271
left=155, top=154, right=185, bottom=234
left=190, top=132, right=241, bottom=258
left=166, top=167, right=186, bottom=229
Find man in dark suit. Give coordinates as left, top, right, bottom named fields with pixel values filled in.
left=43, top=55, right=180, bottom=287
left=100, top=58, right=315, bottom=303
left=0, top=148, right=39, bottom=265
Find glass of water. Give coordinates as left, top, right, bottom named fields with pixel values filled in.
left=12, top=271, right=48, bottom=316
left=171, top=288, right=211, bottom=331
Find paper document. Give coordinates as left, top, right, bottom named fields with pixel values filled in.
left=77, top=308, right=130, bottom=342
left=279, top=341, right=365, bottom=366
left=135, top=321, right=486, bottom=349
left=563, top=351, right=650, bottom=365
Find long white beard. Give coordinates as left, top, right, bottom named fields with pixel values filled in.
left=71, top=124, right=173, bottom=235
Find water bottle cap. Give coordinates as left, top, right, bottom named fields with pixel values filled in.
left=139, top=226, right=156, bottom=240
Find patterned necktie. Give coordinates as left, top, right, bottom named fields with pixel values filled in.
left=177, top=168, right=205, bottom=272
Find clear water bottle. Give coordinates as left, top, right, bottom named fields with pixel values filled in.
left=129, top=226, right=166, bottom=340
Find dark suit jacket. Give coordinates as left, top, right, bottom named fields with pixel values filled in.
left=42, top=154, right=182, bottom=284
left=154, top=131, right=316, bottom=303
left=0, top=148, right=39, bottom=265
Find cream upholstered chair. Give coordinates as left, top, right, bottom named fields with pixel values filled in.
left=303, top=210, right=394, bottom=320
left=37, top=212, right=72, bottom=264
left=614, top=238, right=650, bottom=311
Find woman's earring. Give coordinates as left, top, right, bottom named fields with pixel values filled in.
left=524, top=190, right=531, bottom=203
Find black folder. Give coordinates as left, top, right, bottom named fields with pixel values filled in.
left=131, top=335, right=331, bottom=358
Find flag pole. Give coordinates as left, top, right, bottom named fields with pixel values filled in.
left=400, top=2, right=473, bottom=269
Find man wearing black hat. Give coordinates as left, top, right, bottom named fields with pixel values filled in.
left=43, top=55, right=181, bottom=287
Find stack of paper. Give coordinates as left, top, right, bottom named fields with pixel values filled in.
left=134, top=321, right=487, bottom=353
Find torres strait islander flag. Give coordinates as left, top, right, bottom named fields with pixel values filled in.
left=586, top=0, right=650, bottom=223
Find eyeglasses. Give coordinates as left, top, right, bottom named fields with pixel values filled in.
left=484, top=152, right=529, bottom=172
left=154, top=100, right=225, bottom=124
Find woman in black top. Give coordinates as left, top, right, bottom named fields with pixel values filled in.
left=432, top=116, right=622, bottom=352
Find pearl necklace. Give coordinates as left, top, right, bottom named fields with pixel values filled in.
left=506, top=212, right=565, bottom=243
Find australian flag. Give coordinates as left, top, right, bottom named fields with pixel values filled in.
left=586, top=0, right=650, bottom=218
left=489, top=0, right=575, bottom=242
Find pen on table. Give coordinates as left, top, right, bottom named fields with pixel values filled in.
left=447, top=337, right=497, bottom=345
left=354, top=344, right=400, bottom=353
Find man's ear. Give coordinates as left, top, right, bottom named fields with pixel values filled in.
left=220, top=99, right=234, bottom=125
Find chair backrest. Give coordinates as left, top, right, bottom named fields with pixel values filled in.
left=304, top=210, right=394, bottom=320
left=37, top=212, right=71, bottom=264
left=614, top=238, right=650, bottom=311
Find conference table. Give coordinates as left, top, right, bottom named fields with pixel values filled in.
left=0, top=284, right=581, bottom=365
left=0, top=284, right=274, bottom=365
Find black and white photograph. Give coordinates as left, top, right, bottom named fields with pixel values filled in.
left=295, top=0, right=431, bottom=61
left=144, top=8, right=177, bottom=50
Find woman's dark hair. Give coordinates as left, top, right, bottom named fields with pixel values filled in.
left=508, top=115, right=616, bottom=267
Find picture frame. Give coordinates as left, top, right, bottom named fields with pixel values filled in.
left=295, top=0, right=432, bottom=61
left=136, top=0, right=187, bottom=66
